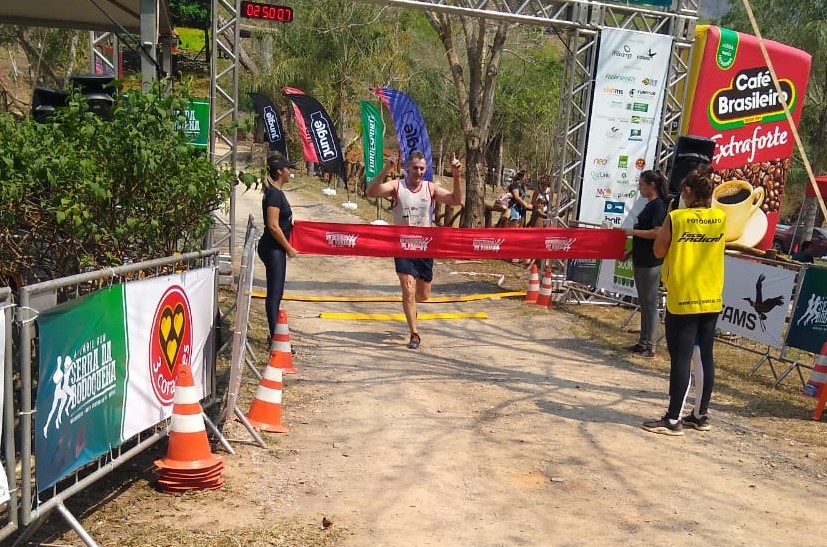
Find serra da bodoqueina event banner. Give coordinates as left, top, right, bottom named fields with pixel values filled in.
left=681, top=25, right=812, bottom=250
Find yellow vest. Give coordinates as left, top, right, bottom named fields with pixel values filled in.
left=662, top=207, right=726, bottom=314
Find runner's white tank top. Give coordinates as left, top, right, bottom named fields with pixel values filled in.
left=393, top=179, right=434, bottom=227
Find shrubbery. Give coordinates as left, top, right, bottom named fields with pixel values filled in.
left=0, top=82, right=234, bottom=285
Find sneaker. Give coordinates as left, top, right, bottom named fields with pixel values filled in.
left=639, top=349, right=656, bottom=359
left=682, top=413, right=711, bottom=431
left=407, top=333, right=421, bottom=350
left=642, top=414, right=684, bottom=436
left=626, top=343, right=645, bottom=353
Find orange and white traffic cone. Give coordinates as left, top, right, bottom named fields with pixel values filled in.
left=808, top=342, right=827, bottom=420
left=154, top=363, right=224, bottom=492
left=524, top=263, right=540, bottom=304
left=268, top=309, right=297, bottom=374
left=535, top=267, right=553, bottom=308
left=245, top=357, right=289, bottom=433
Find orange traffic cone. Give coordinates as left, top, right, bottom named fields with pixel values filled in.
left=154, top=363, right=224, bottom=492
left=269, top=309, right=297, bottom=374
left=808, top=342, right=827, bottom=420
left=535, top=267, right=553, bottom=308
left=524, top=264, right=540, bottom=304
left=245, top=357, right=289, bottom=433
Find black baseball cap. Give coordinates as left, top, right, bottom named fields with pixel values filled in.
left=267, top=153, right=297, bottom=170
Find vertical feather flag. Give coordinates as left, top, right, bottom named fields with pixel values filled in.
left=371, top=87, right=434, bottom=181
left=282, top=86, right=318, bottom=164
left=248, top=92, right=288, bottom=156
left=283, top=87, right=346, bottom=183
left=360, top=101, right=384, bottom=185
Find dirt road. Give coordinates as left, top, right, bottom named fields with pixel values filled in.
left=210, top=179, right=826, bottom=547
left=34, top=178, right=824, bottom=546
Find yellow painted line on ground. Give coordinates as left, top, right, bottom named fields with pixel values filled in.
left=251, top=291, right=525, bottom=302
left=319, top=312, right=489, bottom=321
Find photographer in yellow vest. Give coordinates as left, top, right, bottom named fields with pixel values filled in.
left=642, top=164, right=726, bottom=436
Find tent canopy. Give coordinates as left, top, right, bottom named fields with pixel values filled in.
left=0, top=0, right=173, bottom=35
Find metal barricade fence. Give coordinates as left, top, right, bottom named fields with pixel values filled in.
left=13, top=250, right=218, bottom=543
left=0, top=287, right=18, bottom=543
left=559, top=251, right=819, bottom=390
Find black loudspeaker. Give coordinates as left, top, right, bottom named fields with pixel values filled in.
left=69, top=73, right=115, bottom=121
left=668, top=135, right=716, bottom=194
left=31, top=85, right=69, bottom=123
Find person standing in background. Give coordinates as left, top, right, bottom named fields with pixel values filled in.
left=258, top=152, right=299, bottom=339
left=528, top=175, right=553, bottom=228
left=507, top=170, right=532, bottom=228
left=624, top=170, right=669, bottom=359
left=366, top=150, right=463, bottom=349
left=643, top=164, right=726, bottom=436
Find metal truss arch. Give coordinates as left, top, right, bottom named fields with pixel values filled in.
left=210, top=0, right=700, bottom=249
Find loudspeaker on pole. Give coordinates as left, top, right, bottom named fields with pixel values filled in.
left=668, top=135, right=716, bottom=195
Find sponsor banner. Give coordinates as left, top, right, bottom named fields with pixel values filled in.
left=283, top=87, right=347, bottom=183
left=36, top=286, right=129, bottom=491
left=719, top=256, right=796, bottom=348
left=0, top=308, right=8, bottom=504
left=596, top=239, right=637, bottom=298
left=566, top=259, right=600, bottom=287
left=682, top=25, right=812, bottom=249
left=291, top=221, right=627, bottom=260
left=282, top=86, right=319, bottom=164
left=174, top=98, right=210, bottom=149
left=360, top=101, right=384, bottom=184
left=35, top=268, right=215, bottom=491
left=249, top=92, right=288, bottom=156
left=786, top=266, right=827, bottom=354
left=579, top=28, right=673, bottom=226
left=121, top=269, right=214, bottom=440
left=372, top=87, right=434, bottom=182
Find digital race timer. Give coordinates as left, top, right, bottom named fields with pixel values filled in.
left=240, top=1, right=294, bottom=22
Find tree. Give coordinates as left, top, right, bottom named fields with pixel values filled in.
left=0, top=82, right=233, bottom=283
left=247, top=1, right=405, bottom=144
left=168, top=0, right=211, bottom=59
left=425, top=11, right=509, bottom=227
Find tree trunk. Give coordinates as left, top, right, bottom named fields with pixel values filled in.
left=260, top=33, right=273, bottom=72
left=461, top=144, right=486, bottom=227
left=63, top=31, right=79, bottom=86
left=425, top=12, right=509, bottom=228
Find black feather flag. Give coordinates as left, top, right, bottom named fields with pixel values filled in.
left=249, top=92, right=288, bottom=156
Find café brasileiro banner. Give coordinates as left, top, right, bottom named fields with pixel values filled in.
left=681, top=26, right=811, bottom=250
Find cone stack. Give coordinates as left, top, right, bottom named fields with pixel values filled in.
left=154, top=364, right=224, bottom=492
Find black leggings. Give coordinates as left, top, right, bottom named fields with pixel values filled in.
left=258, top=244, right=287, bottom=338
left=664, top=311, right=719, bottom=420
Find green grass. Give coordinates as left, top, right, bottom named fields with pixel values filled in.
left=175, top=27, right=206, bottom=53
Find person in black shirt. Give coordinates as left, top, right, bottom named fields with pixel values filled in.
left=506, top=170, right=532, bottom=228
left=624, top=170, right=669, bottom=358
left=258, top=152, right=300, bottom=338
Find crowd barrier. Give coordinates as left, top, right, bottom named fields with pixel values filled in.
left=3, top=250, right=219, bottom=545
left=558, top=252, right=826, bottom=394
left=0, top=286, right=18, bottom=543
left=220, top=215, right=266, bottom=447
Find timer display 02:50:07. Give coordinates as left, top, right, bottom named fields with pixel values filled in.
left=240, top=1, right=294, bottom=22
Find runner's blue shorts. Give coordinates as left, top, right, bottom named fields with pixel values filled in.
left=394, top=257, right=434, bottom=282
